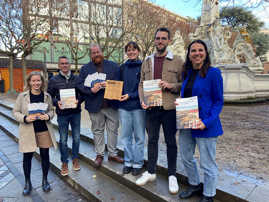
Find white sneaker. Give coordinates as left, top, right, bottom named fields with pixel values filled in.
left=135, top=171, right=156, bottom=186
left=168, top=175, right=179, bottom=194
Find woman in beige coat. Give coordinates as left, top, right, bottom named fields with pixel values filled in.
left=13, top=71, right=57, bottom=196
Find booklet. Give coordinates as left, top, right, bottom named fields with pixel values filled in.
left=28, top=103, right=48, bottom=116
left=59, top=88, right=77, bottom=109
left=104, top=80, right=123, bottom=100
left=84, top=72, right=107, bottom=88
left=143, top=79, right=162, bottom=107
left=175, top=96, right=199, bottom=129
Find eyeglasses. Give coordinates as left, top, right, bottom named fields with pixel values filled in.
left=60, top=62, right=69, bottom=65
left=155, top=37, right=168, bottom=41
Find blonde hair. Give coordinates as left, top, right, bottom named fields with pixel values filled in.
left=24, top=71, right=45, bottom=91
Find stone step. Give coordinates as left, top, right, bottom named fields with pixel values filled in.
left=0, top=112, right=150, bottom=202
left=0, top=102, right=223, bottom=202
left=0, top=102, right=247, bottom=202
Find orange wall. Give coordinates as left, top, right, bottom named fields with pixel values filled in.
left=0, top=68, right=41, bottom=92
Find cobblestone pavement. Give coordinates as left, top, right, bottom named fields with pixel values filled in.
left=0, top=129, right=87, bottom=202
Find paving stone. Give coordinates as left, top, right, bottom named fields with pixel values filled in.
left=246, top=182, right=269, bottom=202
left=0, top=178, right=23, bottom=198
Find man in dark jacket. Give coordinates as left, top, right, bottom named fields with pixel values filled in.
left=77, top=44, right=123, bottom=168
left=48, top=56, right=83, bottom=176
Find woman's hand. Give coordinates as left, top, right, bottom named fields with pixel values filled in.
left=25, top=114, right=36, bottom=122
left=119, top=94, right=129, bottom=102
left=193, top=119, right=206, bottom=130
left=141, top=101, right=149, bottom=110
left=39, top=114, right=49, bottom=121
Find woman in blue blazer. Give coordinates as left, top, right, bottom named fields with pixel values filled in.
left=178, top=40, right=224, bottom=202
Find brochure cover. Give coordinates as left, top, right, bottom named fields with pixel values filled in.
left=28, top=103, right=48, bottom=116
left=143, top=79, right=162, bottom=107
left=176, top=96, right=199, bottom=129
left=104, top=80, right=123, bottom=100
left=60, top=88, right=77, bottom=109
left=84, top=72, right=106, bottom=88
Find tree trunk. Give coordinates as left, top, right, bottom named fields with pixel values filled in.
left=22, top=56, right=27, bottom=87
left=8, top=55, right=15, bottom=93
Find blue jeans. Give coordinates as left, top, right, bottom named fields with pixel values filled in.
left=119, top=109, right=145, bottom=168
left=179, top=129, right=218, bottom=197
left=57, top=113, right=81, bottom=163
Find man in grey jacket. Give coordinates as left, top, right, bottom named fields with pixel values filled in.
left=136, top=27, right=183, bottom=195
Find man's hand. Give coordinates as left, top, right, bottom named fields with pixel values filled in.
left=91, top=82, right=102, bottom=93
left=159, top=80, right=173, bottom=90
left=58, top=101, right=64, bottom=109
left=141, top=101, right=149, bottom=110
left=71, top=100, right=78, bottom=108
left=119, top=94, right=129, bottom=102
left=100, top=81, right=106, bottom=88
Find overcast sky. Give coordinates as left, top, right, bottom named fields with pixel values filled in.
left=153, top=0, right=269, bottom=29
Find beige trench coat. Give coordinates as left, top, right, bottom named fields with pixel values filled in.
left=13, top=91, right=57, bottom=153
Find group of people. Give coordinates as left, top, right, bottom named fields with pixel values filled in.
left=13, top=27, right=224, bottom=202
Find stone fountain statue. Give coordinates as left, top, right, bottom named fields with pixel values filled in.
left=190, top=0, right=264, bottom=72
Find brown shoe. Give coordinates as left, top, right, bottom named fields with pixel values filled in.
left=94, top=155, right=103, bottom=168
left=72, top=159, right=80, bottom=171
left=61, top=163, right=68, bottom=176
left=108, top=155, right=124, bottom=164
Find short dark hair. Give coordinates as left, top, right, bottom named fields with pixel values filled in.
left=182, top=39, right=211, bottom=79
left=58, top=56, right=69, bottom=62
left=124, top=41, right=141, bottom=53
left=155, top=27, right=171, bottom=40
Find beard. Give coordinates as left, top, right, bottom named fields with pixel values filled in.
left=92, top=55, right=104, bottom=65
left=156, top=44, right=167, bottom=54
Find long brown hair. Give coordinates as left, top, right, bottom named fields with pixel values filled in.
left=24, top=71, right=45, bottom=91
left=182, top=39, right=211, bottom=80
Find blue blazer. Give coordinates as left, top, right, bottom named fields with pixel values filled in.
left=77, top=60, right=120, bottom=113
left=181, top=67, right=224, bottom=138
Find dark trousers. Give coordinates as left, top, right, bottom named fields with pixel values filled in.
left=146, top=107, right=177, bottom=176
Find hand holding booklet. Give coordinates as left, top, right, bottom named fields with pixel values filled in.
left=175, top=96, right=199, bottom=129
left=60, top=88, right=77, bottom=109
left=28, top=103, right=48, bottom=119
left=84, top=72, right=106, bottom=88
left=143, top=79, right=162, bottom=107
left=104, top=80, right=123, bottom=100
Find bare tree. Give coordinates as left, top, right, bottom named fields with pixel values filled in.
left=88, top=0, right=128, bottom=63
left=20, top=0, right=50, bottom=84
left=0, top=0, right=49, bottom=92
left=53, top=0, right=89, bottom=72
left=0, top=0, right=23, bottom=93
left=124, top=0, right=197, bottom=60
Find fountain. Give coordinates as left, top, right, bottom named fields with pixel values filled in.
left=190, top=0, right=269, bottom=101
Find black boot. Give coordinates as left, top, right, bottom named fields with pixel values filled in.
left=199, top=195, right=214, bottom=202
left=22, top=178, right=32, bottom=196
left=42, top=176, right=51, bottom=192
left=179, top=183, right=203, bottom=199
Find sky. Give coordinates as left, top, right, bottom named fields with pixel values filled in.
left=152, top=0, right=269, bottom=29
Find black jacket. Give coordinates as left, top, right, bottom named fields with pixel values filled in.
left=47, top=72, right=83, bottom=116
